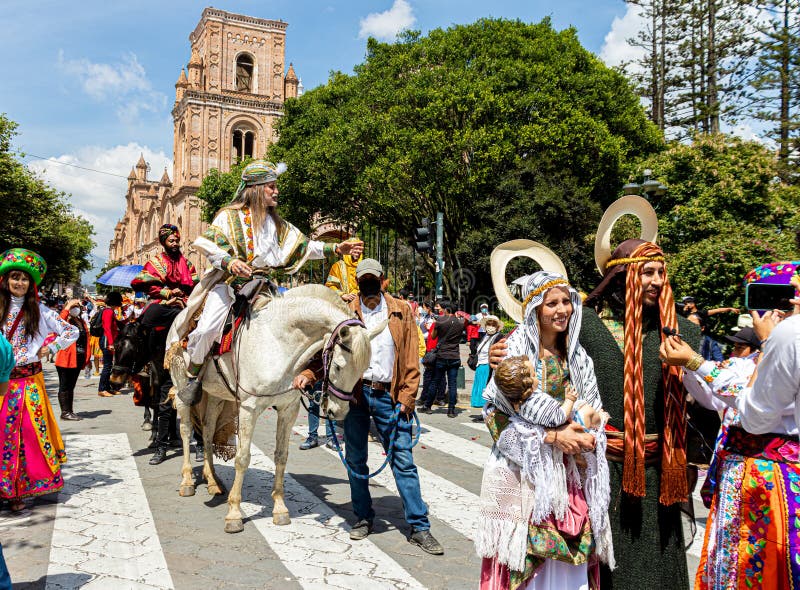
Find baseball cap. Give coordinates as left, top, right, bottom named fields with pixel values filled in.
left=356, top=258, right=383, bottom=279
left=681, top=296, right=695, bottom=304
left=724, top=326, right=761, bottom=349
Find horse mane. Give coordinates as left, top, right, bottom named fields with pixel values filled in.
left=280, top=283, right=351, bottom=315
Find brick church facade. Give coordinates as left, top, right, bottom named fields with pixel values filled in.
left=109, top=8, right=301, bottom=270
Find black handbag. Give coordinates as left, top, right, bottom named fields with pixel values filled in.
left=421, top=347, right=438, bottom=367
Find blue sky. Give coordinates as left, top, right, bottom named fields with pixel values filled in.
left=2, top=0, right=645, bottom=275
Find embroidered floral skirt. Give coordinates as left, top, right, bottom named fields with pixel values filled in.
left=0, top=371, right=66, bottom=499
left=696, top=426, right=800, bottom=590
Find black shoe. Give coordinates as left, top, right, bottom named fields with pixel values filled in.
left=194, top=446, right=205, bottom=462
left=434, top=399, right=446, bottom=407
left=61, top=412, right=82, bottom=421
left=299, top=436, right=319, bottom=450
left=409, top=529, right=444, bottom=555
left=349, top=519, right=373, bottom=540
left=447, top=411, right=456, bottom=418
left=177, top=378, right=202, bottom=406
left=149, top=447, right=167, bottom=465
left=420, top=407, right=434, bottom=415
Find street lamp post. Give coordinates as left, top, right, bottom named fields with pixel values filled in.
left=621, top=168, right=667, bottom=203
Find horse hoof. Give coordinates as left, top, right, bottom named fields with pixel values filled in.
left=141, top=421, right=152, bottom=431
left=179, top=485, right=196, bottom=497
left=207, top=484, right=224, bottom=496
left=224, top=519, right=244, bottom=534
left=273, top=512, right=291, bottom=526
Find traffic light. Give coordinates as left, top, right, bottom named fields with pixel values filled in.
left=414, top=218, right=433, bottom=253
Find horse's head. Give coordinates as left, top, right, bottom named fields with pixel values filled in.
left=110, top=322, right=143, bottom=387
left=319, top=318, right=387, bottom=420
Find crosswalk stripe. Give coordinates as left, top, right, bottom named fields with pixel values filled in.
left=418, top=423, right=491, bottom=468
left=239, top=443, right=425, bottom=589
left=461, top=422, right=485, bottom=432
left=47, top=433, right=174, bottom=590
left=292, top=426, right=481, bottom=541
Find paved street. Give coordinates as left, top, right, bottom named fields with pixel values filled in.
left=2, top=361, right=706, bottom=589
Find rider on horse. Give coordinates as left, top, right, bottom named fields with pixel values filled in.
left=177, top=160, right=363, bottom=405
left=131, top=224, right=199, bottom=465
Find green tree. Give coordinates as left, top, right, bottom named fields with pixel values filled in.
left=749, top=0, right=800, bottom=167
left=195, top=158, right=252, bottom=223
left=0, top=114, right=95, bottom=286
left=270, top=19, right=661, bottom=297
left=634, top=134, right=800, bottom=331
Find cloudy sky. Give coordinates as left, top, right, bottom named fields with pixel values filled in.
left=2, top=0, right=646, bottom=277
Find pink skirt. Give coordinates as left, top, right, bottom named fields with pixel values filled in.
left=0, top=371, right=66, bottom=499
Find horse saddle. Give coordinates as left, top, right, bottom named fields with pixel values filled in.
left=214, top=276, right=278, bottom=356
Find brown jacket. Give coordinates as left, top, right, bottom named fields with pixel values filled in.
left=297, top=292, right=421, bottom=410
left=350, top=292, right=421, bottom=410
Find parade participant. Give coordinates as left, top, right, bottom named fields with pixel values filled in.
left=580, top=238, right=699, bottom=589
left=131, top=224, right=197, bottom=307
left=132, top=223, right=200, bottom=465
left=55, top=299, right=90, bottom=420
left=0, top=333, right=15, bottom=583
left=686, top=307, right=800, bottom=588
left=87, top=296, right=103, bottom=377
left=97, top=291, right=123, bottom=398
left=296, top=258, right=444, bottom=554
left=0, top=248, right=77, bottom=513
left=479, top=271, right=612, bottom=589
left=469, top=315, right=503, bottom=409
left=177, top=160, right=362, bottom=404
left=324, top=236, right=361, bottom=303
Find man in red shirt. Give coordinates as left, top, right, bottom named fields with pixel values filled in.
left=97, top=291, right=122, bottom=397
left=131, top=224, right=197, bottom=307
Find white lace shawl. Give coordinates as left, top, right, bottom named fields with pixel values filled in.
left=475, top=413, right=615, bottom=572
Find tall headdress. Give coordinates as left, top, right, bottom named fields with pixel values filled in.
left=0, top=248, right=47, bottom=286
left=589, top=197, right=687, bottom=505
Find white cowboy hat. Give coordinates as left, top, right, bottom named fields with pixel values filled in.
left=594, top=195, right=659, bottom=275
left=490, top=239, right=568, bottom=324
left=480, top=314, right=502, bottom=329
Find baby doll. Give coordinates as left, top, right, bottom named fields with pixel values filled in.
left=494, top=355, right=606, bottom=429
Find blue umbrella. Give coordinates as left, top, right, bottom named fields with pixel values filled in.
left=97, top=265, right=144, bottom=288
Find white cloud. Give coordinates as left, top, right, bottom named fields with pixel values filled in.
left=599, top=4, right=646, bottom=70
left=358, top=0, right=415, bottom=41
left=58, top=51, right=167, bottom=122
left=26, top=143, right=172, bottom=262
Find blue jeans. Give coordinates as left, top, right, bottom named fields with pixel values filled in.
left=0, top=543, right=10, bottom=590
left=428, top=358, right=460, bottom=410
left=344, top=385, right=429, bottom=531
left=307, top=400, right=336, bottom=439
left=98, top=345, right=114, bottom=393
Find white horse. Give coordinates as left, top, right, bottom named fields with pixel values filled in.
left=166, top=284, right=379, bottom=533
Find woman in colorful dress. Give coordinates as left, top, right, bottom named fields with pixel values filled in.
left=0, top=248, right=78, bottom=513
left=477, top=271, right=613, bottom=590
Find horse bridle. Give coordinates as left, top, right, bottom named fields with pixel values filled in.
left=317, top=317, right=366, bottom=404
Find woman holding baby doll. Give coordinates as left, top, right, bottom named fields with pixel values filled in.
left=476, top=271, right=613, bottom=590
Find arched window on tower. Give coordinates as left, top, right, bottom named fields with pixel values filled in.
left=235, top=54, right=254, bottom=92
left=232, top=127, right=256, bottom=163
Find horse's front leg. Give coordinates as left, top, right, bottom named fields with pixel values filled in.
left=176, top=395, right=196, bottom=497
left=203, top=397, right=225, bottom=496
left=225, top=403, right=258, bottom=533
left=272, top=397, right=301, bottom=526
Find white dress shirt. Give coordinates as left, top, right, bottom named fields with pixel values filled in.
left=713, top=315, right=800, bottom=435
left=361, top=295, right=395, bottom=383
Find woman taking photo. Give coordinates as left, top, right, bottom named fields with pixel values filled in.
left=0, top=248, right=77, bottom=513
left=477, top=271, right=613, bottom=590
left=55, top=299, right=90, bottom=420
